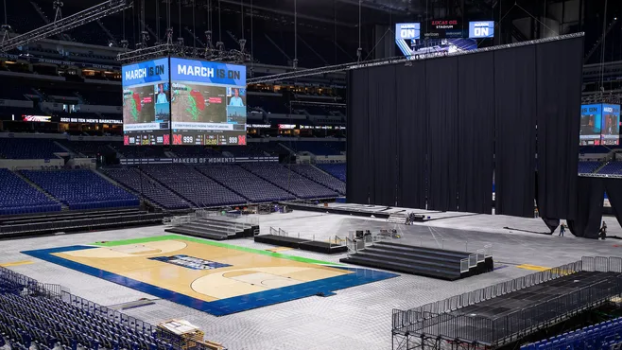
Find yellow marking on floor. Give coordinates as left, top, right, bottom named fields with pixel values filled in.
left=0, top=260, right=34, bottom=267
left=517, top=264, right=549, bottom=271
left=265, top=247, right=293, bottom=253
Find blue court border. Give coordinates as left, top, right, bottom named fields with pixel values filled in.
left=23, top=245, right=398, bottom=316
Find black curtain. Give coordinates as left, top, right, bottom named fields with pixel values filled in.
left=348, top=36, right=584, bottom=215
left=604, top=179, right=622, bottom=231
left=346, top=69, right=371, bottom=204
left=567, top=176, right=604, bottom=238
left=427, top=56, right=460, bottom=211
left=534, top=173, right=560, bottom=233
left=396, top=63, right=428, bottom=208
left=457, top=52, right=495, bottom=214
left=494, top=45, right=537, bottom=217
left=536, top=37, right=583, bottom=220
left=367, top=65, right=398, bottom=205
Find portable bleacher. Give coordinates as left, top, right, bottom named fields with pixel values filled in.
left=340, top=241, right=493, bottom=281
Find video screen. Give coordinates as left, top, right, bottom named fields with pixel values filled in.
left=170, top=58, right=247, bottom=146
left=122, top=58, right=170, bottom=146
left=122, top=83, right=170, bottom=145
left=580, top=104, right=602, bottom=146
left=601, top=104, right=621, bottom=146
left=171, top=83, right=227, bottom=123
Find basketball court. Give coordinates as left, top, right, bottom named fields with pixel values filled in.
left=22, top=234, right=397, bottom=316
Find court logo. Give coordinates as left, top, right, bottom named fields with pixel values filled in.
left=150, top=255, right=231, bottom=270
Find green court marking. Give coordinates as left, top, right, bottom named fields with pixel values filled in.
left=92, top=235, right=344, bottom=266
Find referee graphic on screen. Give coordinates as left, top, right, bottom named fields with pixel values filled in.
left=229, top=88, right=244, bottom=107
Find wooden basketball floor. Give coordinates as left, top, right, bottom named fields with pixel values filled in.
left=23, top=235, right=397, bottom=316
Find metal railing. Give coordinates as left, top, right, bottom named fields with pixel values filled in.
left=264, top=226, right=347, bottom=250
left=0, top=266, right=62, bottom=298
left=392, top=257, right=622, bottom=347
left=0, top=266, right=225, bottom=350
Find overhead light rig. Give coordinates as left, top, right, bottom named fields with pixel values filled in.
left=1, top=0, right=132, bottom=52
left=248, top=32, right=585, bottom=84
left=116, top=42, right=251, bottom=64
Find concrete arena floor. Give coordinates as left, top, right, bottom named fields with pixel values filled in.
left=1, top=209, right=621, bottom=350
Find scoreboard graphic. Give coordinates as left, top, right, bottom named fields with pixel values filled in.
left=395, top=20, right=493, bottom=59
left=469, top=21, right=495, bottom=38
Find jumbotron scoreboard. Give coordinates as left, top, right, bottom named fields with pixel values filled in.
left=122, top=57, right=247, bottom=146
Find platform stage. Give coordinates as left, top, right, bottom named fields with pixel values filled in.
left=23, top=235, right=397, bottom=316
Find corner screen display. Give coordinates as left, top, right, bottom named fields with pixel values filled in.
left=601, top=104, right=621, bottom=146
left=170, top=58, right=247, bottom=146
left=121, top=58, right=170, bottom=146
left=580, top=103, right=620, bottom=146
left=580, top=104, right=602, bottom=146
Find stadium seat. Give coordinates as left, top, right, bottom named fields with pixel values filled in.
left=0, top=169, right=62, bottom=216
left=140, top=165, right=247, bottom=207
left=20, top=169, right=139, bottom=210
left=102, top=167, right=192, bottom=210
left=195, top=164, right=296, bottom=202
left=240, top=163, right=338, bottom=199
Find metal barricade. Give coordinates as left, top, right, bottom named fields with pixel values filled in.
left=476, top=249, right=485, bottom=263
left=460, top=258, right=470, bottom=273
left=468, top=254, right=477, bottom=268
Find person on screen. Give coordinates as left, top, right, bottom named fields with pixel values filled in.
left=157, top=84, right=168, bottom=104
left=229, top=88, right=245, bottom=107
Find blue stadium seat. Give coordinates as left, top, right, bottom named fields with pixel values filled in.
left=521, top=317, right=622, bottom=350
left=20, top=169, right=139, bottom=210
left=0, top=169, right=62, bottom=216
left=102, top=167, right=192, bottom=210
left=140, top=165, right=247, bottom=207
left=195, top=164, right=296, bottom=202
left=240, top=163, right=338, bottom=199
left=316, top=163, right=346, bottom=182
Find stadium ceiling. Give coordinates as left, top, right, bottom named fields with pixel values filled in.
left=1, top=0, right=132, bottom=52
left=34, top=0, right=413, bottom=24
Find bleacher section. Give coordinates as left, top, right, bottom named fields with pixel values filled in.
left=172, top=147, right=222, bottom=158
left=0, top=139, right=64, bottom=159
left=287, top=141, right=345, bottom=155
left=0, top=169, right=61, bottom=216
left=578, top=161, right=602, bottom=174
left=221, top=142, right=285, bottom=157
left=598, top=162, right=622, bottom=175
left=241, top=163, right=338, bottom=199
left=0, top=267, right=180, bottom=350
left=290, top=164, right=345, bottom=195
left=101, top=168, right=192, bottom=210
left=165, top=216, right=259, bottom=240
left=0, top=208, right=164, bottom=236
left=195, top=165, right=296, bottom=202
left=141, top=165, right=247, bottom=207
left=59, top=140, right=117, bottom=158
left=113, top=145, right=167, bottom=158
left=521, top=317, right=622, bottom=350
left=316, top=163, right=346, bottom=182
left=20, top=170, right=139, bottom=210
left=340, top=241, right=493, bottom=281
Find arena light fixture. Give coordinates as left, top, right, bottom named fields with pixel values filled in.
left=1, top=0, right=133, bottom=52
